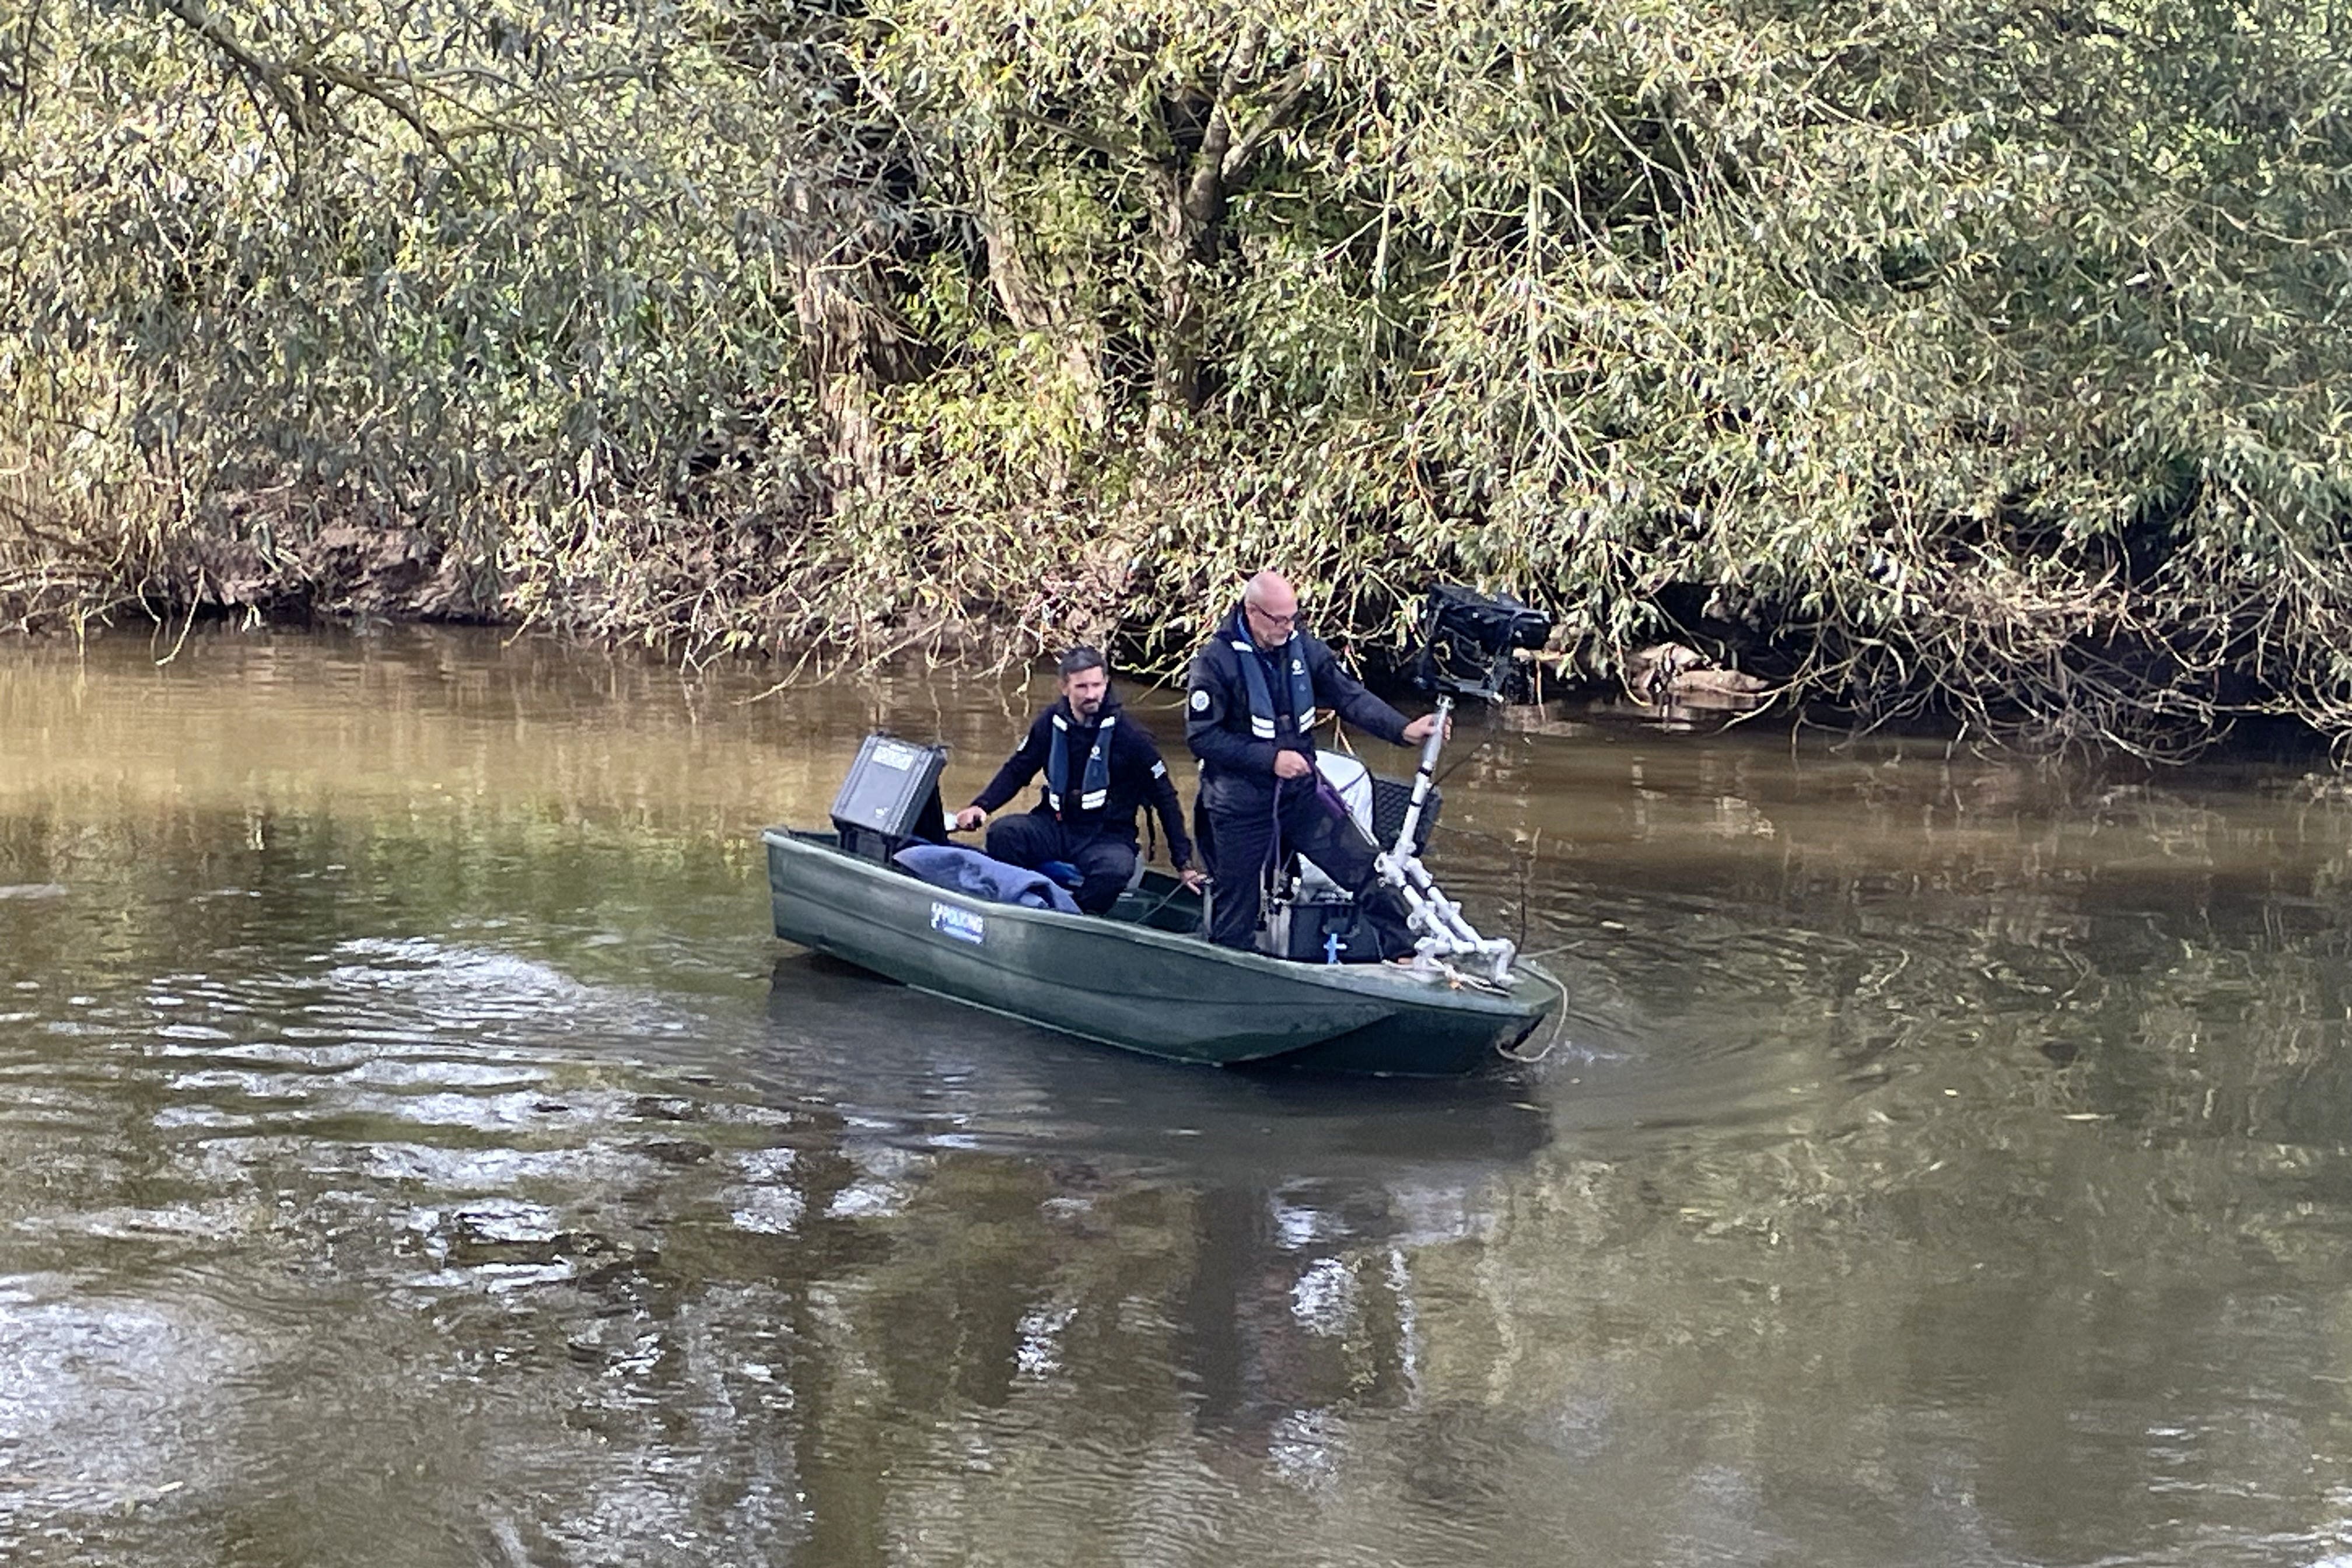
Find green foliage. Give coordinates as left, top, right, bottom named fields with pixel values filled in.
left=1, top=0, right=835, bottom=642
left=4, top=0, right=2350, bottom=752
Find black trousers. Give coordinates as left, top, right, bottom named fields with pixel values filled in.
left=1200, top=784, right=1410, bottom=953
left=984, top=812, right=1137, bottom=915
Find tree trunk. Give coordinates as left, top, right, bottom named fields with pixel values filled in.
left=977, top=164, right=1108, bottom=447
left=1146, top=27, right=1304, bottom=449
left=785, top=177, right=922, bottom=495
left=1148, top=170, right=1212, bottom=443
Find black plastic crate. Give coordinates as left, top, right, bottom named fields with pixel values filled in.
left=1369, top=774, right=1438, bottom=855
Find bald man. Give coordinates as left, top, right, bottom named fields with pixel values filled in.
left=1184, top=572, right=1441, bottom=953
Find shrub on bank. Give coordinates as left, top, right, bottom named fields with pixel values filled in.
left=4, top=0, right=2348, bottom=756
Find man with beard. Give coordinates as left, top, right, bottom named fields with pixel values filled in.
left=954, top=647, right=1203, bottom=915
left=1185, top=570, right=1444, bottom=953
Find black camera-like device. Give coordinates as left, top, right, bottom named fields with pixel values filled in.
left=1408, top=583, right=1553, bottom=701
left=830, top=733, right=950, bottom=862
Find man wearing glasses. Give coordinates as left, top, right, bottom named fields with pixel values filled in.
left=1184, top=570, right=1446, bottom=952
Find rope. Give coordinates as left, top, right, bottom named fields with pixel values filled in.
left=1258, top=772, right=1288, bottom=907
left=1126, top=877, right=1203, bottom=926
left=1497, top=961, right=1574, bottom=1065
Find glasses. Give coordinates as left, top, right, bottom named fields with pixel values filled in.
left=1247, top=605, right=1303, bottom=629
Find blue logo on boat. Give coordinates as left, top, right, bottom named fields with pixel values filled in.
left=929, top=902, right=986, bottom=944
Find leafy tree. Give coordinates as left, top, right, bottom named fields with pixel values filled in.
left=5, top=0, right=2348, bottom=753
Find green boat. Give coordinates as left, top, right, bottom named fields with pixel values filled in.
left=761, top=827, right=1563, bottom=1076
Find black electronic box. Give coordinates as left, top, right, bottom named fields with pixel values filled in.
left=830, top=733, right=949, bottom=862
left=1278, top=894, right=1359, bottom=963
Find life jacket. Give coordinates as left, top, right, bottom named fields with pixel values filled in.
left=1044, top=705, right=1115, bottom=816
left=1230, top=625, right=1318, bottom=742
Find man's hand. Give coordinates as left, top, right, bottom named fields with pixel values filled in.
left=1402, top=712, right=1452, bottom=745
left=1178, top=867, right=1208, bottom=892
left=952, top=805, right=986, bottom=832
left=1273, top=749, right=1313, bottom=779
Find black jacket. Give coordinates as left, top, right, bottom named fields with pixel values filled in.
left=970, top=692, right=1194, bottom=867
left=1185, top=606, right=1412, bottom=814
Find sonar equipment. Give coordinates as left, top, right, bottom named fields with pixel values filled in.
left=1377, top=583, right=1553, bottom=983
left=1261, top=583, right=1552, bottom=986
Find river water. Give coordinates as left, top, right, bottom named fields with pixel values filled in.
left=4, top=626, right=2351, bottom=1567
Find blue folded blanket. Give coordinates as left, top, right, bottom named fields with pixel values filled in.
left=891, top=844, right=1082, bottom=915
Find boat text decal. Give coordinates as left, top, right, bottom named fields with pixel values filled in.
left=929, top=901, right=985, bottom=945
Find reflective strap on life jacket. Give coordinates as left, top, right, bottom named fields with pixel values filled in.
left=1045, top=710, right=1115, bottom=814
left=1231, top=634, right=1316, bottom=744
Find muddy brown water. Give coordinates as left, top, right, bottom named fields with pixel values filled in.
left=5, top=626, right=2352, bottom=1567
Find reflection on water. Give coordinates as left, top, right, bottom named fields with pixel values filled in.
left=4, top=626, right=2352, bottom=1566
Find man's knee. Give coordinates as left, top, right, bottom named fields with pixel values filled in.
left=985, top=815, right=1054, bottom=867
left=1290, top=810, right=1374, bottom=894
left=1072, top=841, right=1136, bottom=915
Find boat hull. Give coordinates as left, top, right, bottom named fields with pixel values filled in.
left=762, top=828, right=1558, bottom=1076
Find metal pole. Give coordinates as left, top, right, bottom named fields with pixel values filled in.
left=1371, top=691, right=1520, bottom=984
left=1390, top=694, right=1451, bottom=861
